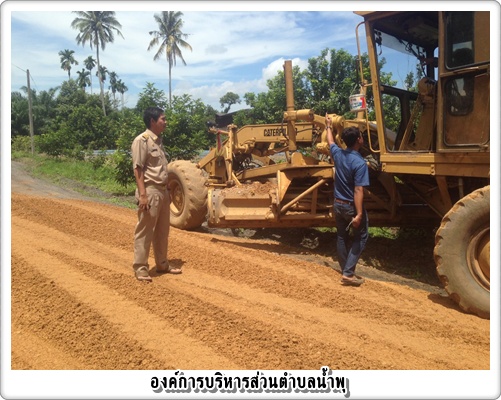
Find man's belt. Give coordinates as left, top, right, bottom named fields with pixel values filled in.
left=335, top=198, right=353, bottom=205
left=145, top=183, right=168, bottom=191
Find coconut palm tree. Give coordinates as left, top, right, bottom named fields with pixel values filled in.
left=58, top=49, right=79, bottom=79
left=83, top=55, right=96, bottom=93
left=147, top=11, right=192, bottom=105
left=76, top=68, right=91, bottom=92
left=71, top=11, right=124, bottom=116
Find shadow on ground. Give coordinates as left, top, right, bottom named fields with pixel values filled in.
left=201, top=224, right=443, bottom=294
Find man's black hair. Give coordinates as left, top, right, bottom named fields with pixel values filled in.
left=143, top=107, right=165, bottom=128
left=342, top=126, right=361, bottom=148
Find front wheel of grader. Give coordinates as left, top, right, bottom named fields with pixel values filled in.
left=167, top=160, right=208, bottom=230
left=434, top=185, right=490, bottom=319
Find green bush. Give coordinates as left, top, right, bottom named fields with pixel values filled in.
left=113, top=109, right=143, bottom=187
left=113, top=150, right=135, bottom=187
left=11, top=136, right=33, bottom=153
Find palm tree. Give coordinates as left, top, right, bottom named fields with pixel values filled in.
left=71, top=11, right=124, bottom=116
left=96, top=65, right=108, bottom=99
left=148, top=11, right=192, bottom=105
left=83, top=55, right=96, bottom=93
left=116, top=79, right=128, bottom=109
left=33, top=88, right=59, bottom=134
left=18, top=86, right=59, bottom=135
left=76, top=68, right=91, bottom=92
left=58, top=49, right=79, bottom=79
left=97, top=65, right=108, bottom=91
left=108, top=71, right=118, bottom=101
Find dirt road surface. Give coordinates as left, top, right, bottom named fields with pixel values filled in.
left=7, top=161, right=492, bottom=396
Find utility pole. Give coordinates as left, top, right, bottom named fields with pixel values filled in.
left=26, top=69, right=34, bottom=155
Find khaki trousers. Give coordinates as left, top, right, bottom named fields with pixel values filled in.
left=133, top=185, right=170, bottom=272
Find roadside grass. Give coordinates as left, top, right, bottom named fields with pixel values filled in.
left=315, top=225, right=431, bottom=241
left=12, top=152, right=136, bottom=207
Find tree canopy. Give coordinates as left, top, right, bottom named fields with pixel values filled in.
left=220, top=92, right=241, bottom=113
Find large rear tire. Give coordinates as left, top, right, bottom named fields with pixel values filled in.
left=434, top=186, right=490, bottom=319
left=167, top=160, right=208, bottom=230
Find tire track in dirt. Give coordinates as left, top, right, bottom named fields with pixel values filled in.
left=11, top=193, right=489, bottom=370
left=167, top=233, right=488, bottom=369
left=11, top=252, right=169, bottom=370
left=12, top=215, right=379, bottom=370
left=12, top=218, right=237, bottom=370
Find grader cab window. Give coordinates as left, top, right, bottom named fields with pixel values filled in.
left=445, top=12, right=475, bottom=69
left=444, top=13, right=475, bottom=116
left=442, top=11, right=490, bottom=147
left=445, top=76, right=474, bottom=116
left=371, top=12, right=438, bottom=151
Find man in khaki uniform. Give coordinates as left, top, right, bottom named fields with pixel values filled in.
left=131, top=107, right=182, bottom=282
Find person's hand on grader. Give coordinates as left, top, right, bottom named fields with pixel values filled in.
left=325, top=113, right=332, bottom=129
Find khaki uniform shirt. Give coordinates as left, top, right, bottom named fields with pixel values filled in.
left=131, top=129, right=168, bottom=186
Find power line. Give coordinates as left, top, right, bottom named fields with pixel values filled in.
left=28, top=73, right=39, bottom=91
left=12, top=63, right=25, bottom=72
left=11, top=63, right=39, bottom=92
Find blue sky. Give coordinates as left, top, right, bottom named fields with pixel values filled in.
left=5, top=2, right=366, bottom=111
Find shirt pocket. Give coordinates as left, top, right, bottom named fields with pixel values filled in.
left=148, top=144, right=163, bottom=165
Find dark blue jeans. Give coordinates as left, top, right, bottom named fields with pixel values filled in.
left=334, top=202, right=369, bottom=277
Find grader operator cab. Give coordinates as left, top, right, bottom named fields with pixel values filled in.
left=167, top=11, right=490, bottom=318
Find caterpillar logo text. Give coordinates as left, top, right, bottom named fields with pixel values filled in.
left=264, top=128, right=286, bottom=137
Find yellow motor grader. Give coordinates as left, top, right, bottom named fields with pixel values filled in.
left=167, top=11, right=490, bottom=318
